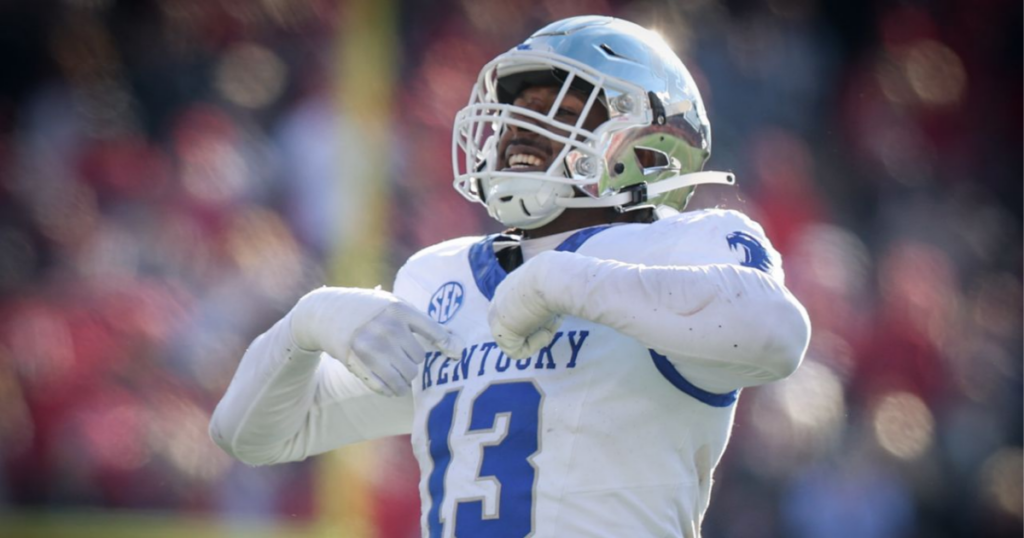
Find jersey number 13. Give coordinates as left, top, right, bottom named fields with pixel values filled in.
left=426, top=381, right=542, bottom=538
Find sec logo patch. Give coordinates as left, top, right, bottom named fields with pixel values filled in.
left=428, top=282, right=464, bottom=324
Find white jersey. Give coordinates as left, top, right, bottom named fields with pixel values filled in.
left=208, top=209, right=810, bottom=538
left=392, top=209, right=788, bottom=537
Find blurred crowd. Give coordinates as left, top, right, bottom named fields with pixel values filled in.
left=0, top=1, right=1020, bottom=537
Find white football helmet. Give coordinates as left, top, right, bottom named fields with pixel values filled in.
left=452, top=15, right=735, bottom=229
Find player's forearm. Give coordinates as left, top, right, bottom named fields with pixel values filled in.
left=543, top=254, right=810, bottom=385
left=208, top=313, right=327, bottom=465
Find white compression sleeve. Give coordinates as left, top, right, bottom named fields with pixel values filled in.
left=209, top=311, right=413, bottom=466
left=534, top=252, right=811, bottom=393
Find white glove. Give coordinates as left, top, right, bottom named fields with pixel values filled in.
left=290, top=287, right=463, bottom=397
left=488, top=251, right=575, bottom=359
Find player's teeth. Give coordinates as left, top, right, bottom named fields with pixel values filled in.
left=509, top=154, right=542, bottom=167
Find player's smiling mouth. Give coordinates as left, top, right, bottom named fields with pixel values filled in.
left=507, top=153, right=543, bottom=168
left=503, top=143, right=550, bottom=171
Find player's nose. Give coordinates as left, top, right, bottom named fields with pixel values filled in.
left=508, top=115, right=539, bottom=137
left=508, top=99, right=550, bottom=132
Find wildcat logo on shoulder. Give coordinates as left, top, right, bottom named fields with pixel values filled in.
left=727, top=231, right=772, bottom=273
left=428, top=282, right=465, bottom=324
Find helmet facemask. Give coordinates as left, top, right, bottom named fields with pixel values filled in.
left=454, top=50, right=646, bottom=229
left=452, top=17, right=736, bottom=229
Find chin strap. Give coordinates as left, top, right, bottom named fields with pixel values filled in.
left=555, top=171, right=736, bottom=209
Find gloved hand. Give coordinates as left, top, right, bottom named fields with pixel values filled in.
left=290, top=287, right=463, bottom=396
left=488, top=251, right=575, bottom=359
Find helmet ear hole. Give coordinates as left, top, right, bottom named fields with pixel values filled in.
left=634, top=147, right=669, bottom=171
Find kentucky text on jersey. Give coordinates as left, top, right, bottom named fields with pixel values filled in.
left=421, top=330, right=591, bottom=390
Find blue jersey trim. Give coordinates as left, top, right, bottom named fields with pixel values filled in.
left=649, top=350, right=739, bottom=407
left=469, top=226, right=614, bottom=301
left=469, top=236, right=507, bottom=301
left=554, top=225, right=613, bottom=252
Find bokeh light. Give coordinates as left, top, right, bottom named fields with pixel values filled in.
left=6, top=303, right=76, bottom=394
left=79, top=399, right=152, bottom=472
left=970, top=272, right=1023, bottom=340
left=778, top=360, right=847, bottom=434
left=149, top=394, right=233, bottom=482
left=947, top=338, right=1016, bottom=404
left=789, top=224, right=871, bottom=296
left=75, top=221, right=142, bottom=281
left=174, top=105, right=253, bottom=205
left=878, top=242, right=959, bottom=346
left=215, top=43, right=289, bottom=109
left=28, top=182, right=101, bottom=246
left=872, top=391, right=935, bottom=460
left=180, top=139, right=249, bottom=204
left=903, top=39, right=966, bottom=106
left=226, top=206, right=305, bottom=300
left=746, top=360, right=847, bottom=477
left=459, top=0, right=529, bottom=41
left=980, top=448, right=1024, bottom=519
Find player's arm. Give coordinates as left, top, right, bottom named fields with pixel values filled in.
left=489, top=218, right=810, bottom=393
left=209, top=286, right=461, bottom=466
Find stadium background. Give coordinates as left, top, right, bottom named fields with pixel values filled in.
left=0, top=0, right=1020, bottom=537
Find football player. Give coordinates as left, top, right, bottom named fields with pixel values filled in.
left=210, top=15, right=811, bottom=538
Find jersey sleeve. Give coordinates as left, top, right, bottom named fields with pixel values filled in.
left=543, top=210, right=810, bottom=393
left=209, top=309, right=413, bottom=466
